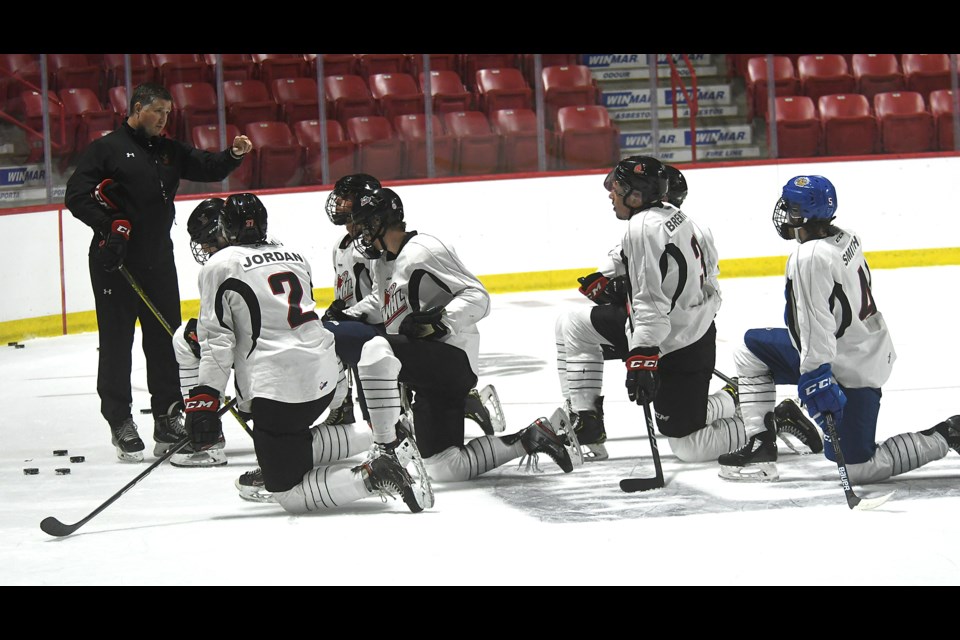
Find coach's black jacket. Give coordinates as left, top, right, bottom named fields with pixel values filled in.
left=65, top=122, right=243, bottom=267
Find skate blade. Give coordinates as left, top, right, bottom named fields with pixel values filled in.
left=549, top=405, right=583, bottom=468
left=778, top=433, right=815, bottom=455
left=171, top=449, right=228, bottom=468
left=238, top=488, right=276, bottom=503
left=116, top=449, right=144, bottom=463
left=582, top=442, right=609, bottom=462
left=718, top=462, right=779, bottom=482
left=479, top=384, right=506, bottom=433
left=395, top=437, right=435, bottom=509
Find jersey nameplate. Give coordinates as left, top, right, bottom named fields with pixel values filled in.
left=663, top=210, right=688, bottom=237
left=840, top=235, right=861, bottom=267
left=241, top=251, right=305, bottom=271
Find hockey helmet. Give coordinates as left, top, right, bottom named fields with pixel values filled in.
left=325, top=173, right=382, bottom=225
left=663, top=164, right=688, bottom=207
left=187, top=197, right=225, bottom=264
left=221, top=192, right=268, bottom=245
left=606, top=156, right=668, bottom=212
left=773, top=175, right=838, bottom=240
left=351, top=187, right=404, bottom=255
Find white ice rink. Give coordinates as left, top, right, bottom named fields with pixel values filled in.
left=2, top=266, right=959, bottom=586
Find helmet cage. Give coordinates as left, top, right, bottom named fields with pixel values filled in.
left=187, top=198, right=225, bottom=265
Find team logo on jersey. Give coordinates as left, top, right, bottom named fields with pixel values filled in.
left=793, top=176, right=811, bottom=187
left=335, top=270, right=354, bottom=303
left=382, top=282, right=408, bottom=328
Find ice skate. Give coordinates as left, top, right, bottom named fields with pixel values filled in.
left=718, top=412, right=779, bottom=482
left=153, top=401, right=227, bottom=467
left=572, top=396, right=608, bottom=461
left=927, top=415, right=960, bottom=454
left=514, top=416, right=574, bottom=473
left=356, top=448, right=428, bottom=513
left=361, top=419, right=434, bottom=510
left=549, top=404, right=583, bottom=467
left=774, top=398, right=824, bottom=454
left=235, top=467, right=275, bottom=503
left=321, top=390, right=356, bottom=426
left=109, top=416, right=145, bottom=463
left=465, top=387, right=498, bottom=435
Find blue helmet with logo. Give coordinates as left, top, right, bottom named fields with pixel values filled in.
left=773, top=175, right=838, bottom=239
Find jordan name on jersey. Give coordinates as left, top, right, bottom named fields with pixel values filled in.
left=241, top=250, right=306, bottom=270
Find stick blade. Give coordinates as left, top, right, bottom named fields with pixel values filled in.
left=619, top=477, right=665, bottom=493
left=851, top=490, right=896, bottom=511
left=40, top=516, right=77, bottom=537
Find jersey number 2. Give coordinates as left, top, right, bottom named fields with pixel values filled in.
left=268, top=272, right=320, bottom=328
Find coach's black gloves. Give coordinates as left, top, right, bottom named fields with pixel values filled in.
left=399, top=306, right=449, bottom=340
left=98, top=218, right=131, bottom=272
left=625, top=346, right=659, bottom=404
left=184, top=385, right=222, bottom=450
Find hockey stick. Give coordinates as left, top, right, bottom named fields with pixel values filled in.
left=620, top=400, right=665, bottom=492
left=118, top=265, right=253, bottom=438
left=823, top=412, right=895, bottom=511
left=40, top=398, right=239, bottom=537
left=712, top=368, right=736, bottom=386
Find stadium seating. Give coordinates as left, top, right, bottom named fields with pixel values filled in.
left=852, top=53, right=905, bottom=102
left=305, top=54, right=357, bottom=77
left=745, top=56, right=798, bottom=120
left=203, top=54, right=255, bottom=82
left=475, top=68, right=532, bottom=118
left=58, top=87, right=115, bottom=158
left=541, top=64, right=598, bottom=130
left=243, top=120, right=304, bottom=188
left=344, top=115, right=404, bottom=180
left=102, top=53, right=154, bottom=90
left=19, top=89, right=70, bottom=163
left=874, top=91, right=934, bottom=153
left=48, top=53, right=102, bottom=101
left=251, top=54, right=307, bottom=98
left=324, top=74, right=378, bottom=126
left=368, top=72, right=425, bottom=122
left=902, top=54, right=953, bottom=101
left=930, top=88, right=958, bottom=151
left=460, top=54, right=518, bottom=92
left=443, top=110, right=501, bottom=175
left=771, top=95, right=820, bottom=158
left=393, top=113, right=456, bottom=178
left=818, top=93, right=878, bottom=156
left=150, top=54, right=207, bottom=86
left=271, top=77, right=321, bottom=126
left=293, top=119, right=356, bottom=185
left=356, top=54, right=407, bottom=80
left=222, top=79, right=278, bottom=132
left=418, top=70, right=473, bottom=114
left=797, top=54, right=856, bottom=105
left=489, top=107, right=549, bottom=172
left=555, top=105, right=619, bottom=169
left=168, top=82, right=219, bottom=141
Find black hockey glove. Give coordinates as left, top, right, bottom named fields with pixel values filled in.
left=183, top=318, right=201, bottom=359
left=399, top=306, right=449, bottom=340
left=323, top=298, right=366, bottom=322
left=184, top=385, right=223, bottom=450
left=603, top=275, right=629, bottom=305
left=578, top=272, right=610, bottom=302
left=98, top=218, right=131, bottom=272
left=625, top=346, right=659, bottom=405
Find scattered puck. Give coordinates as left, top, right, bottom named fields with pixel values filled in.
left=23, top=468, right=39, bottom=475
left=7, top=341, right=18, bottom=346
left=55, top=468, right=71, bottom=475
left=53, top=449, right=68, bottom=456
left=14, top=344, right=24, bottom=349
left=139, top=408, right=152, bottom=415
left=70, top=456, right=85, bottom=463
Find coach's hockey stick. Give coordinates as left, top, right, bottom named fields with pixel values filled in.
left=823, top=412, right=895, bottom=511
left=620, top=400, right=665, bottom=492
left=41, top=398, right=239, bottom=537
left=118, top=265, right=253, bottom=438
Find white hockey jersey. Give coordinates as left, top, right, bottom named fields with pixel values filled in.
left=331, top=233, right=376, bottom=311
left=785, top=226, right=896, bottom=388
left=351, top=231, right=491, bottom=375
left=621, top=203, right=721, bottom=355
left=597, top=243, right=626, bottom=278
left=197, top=242, right=339, bottom=404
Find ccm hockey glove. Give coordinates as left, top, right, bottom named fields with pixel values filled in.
left=625, top=346, right=659, bottom=404
left=98, top=218, right=131, bottom=272
left=184, top=385, right=223, bottom=449
left=399, top=306, right=449, bottom=340
left=798, top=363, right=847, bottom=426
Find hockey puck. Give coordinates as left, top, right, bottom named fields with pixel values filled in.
left=139, top=408, right=152, bottom=415
left=14, top=344, right=24, bottom=349
left=70, top=456, right=85, bottom=463
left=7, top=341, right=18, bottom=346
left=55, top=468, right=71, bottom=475
left=23, top=468, right=38, bottom=475
left=53, top=449, right=68, bottom=456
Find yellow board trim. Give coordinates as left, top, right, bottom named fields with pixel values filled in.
left=3, top=248, right=959, bottom=344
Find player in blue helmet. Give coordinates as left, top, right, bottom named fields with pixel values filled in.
left=720, top=175, right=959, bottom=487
